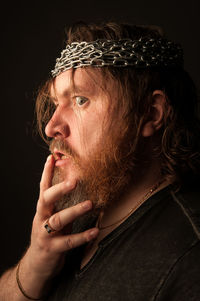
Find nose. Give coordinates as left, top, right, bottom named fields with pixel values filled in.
left=45, top=109, right=70, bottom=139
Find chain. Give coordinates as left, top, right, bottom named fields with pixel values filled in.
left=97, top=180, right=165, bottom=231
left=51, top=38, right=183, bottom=77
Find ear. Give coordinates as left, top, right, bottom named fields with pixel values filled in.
left=141, top=90, right=167, bottom=137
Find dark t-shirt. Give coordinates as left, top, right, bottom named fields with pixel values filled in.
left=46, top=184, right=200, bottom=300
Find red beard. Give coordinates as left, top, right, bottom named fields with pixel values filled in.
left=48, top=130, right=140, bottom=213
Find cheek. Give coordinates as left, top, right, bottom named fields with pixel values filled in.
left=72, top=100, right=109, bottom=155
left=79, top=113, right=106, bottom=153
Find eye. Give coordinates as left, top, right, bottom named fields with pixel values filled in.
left=75, top=96, right=88, bottom=106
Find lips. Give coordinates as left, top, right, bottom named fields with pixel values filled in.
left=52, top=148, right=72, bottom=166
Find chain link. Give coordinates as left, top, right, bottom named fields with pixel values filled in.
left=51, top=37, right=183, bottom=77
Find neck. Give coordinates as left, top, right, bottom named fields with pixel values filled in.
left=80, top=159, right=170, bottom=269
left=98, top=159, right=170, bottom=231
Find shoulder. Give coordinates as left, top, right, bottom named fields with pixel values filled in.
left=170, top=182, right=200, bottom=240
left=153, top=183, right=200, bottom=300
left=154, top=241, right=200, bottom=300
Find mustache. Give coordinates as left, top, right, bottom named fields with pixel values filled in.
left=49, top=138, right=78, bottom=160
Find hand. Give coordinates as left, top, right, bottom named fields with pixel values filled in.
left=23, top=154, right=99, bottom=281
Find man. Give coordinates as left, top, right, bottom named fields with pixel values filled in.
left=0, top=22, right=200, bottom=300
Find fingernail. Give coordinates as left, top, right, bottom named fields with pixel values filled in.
left=47, top=155, right=52, bottom=162
left=89, top=228, right=99, bottom=239
left=81, top=201, right=92, bottom=210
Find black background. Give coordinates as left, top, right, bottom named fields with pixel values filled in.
left=1, top=0, right=200, bottom=274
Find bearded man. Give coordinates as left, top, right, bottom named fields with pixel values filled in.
left=0, top=22, right=200, bottom=301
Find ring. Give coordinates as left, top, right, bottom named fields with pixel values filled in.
left=44, top=219, right=56, bottom=234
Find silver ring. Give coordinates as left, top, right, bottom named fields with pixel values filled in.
left=44, top=219, right=56, bottom=234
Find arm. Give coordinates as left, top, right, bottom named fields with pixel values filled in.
left=0, top=155, right=99, bottom=300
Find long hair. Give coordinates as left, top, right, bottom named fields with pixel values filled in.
left=36, top=21, right=200, bottom=190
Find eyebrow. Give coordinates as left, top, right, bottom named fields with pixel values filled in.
left=62, top=83, right=96, bottom=98
left=50, top=73, right=99, bottom=101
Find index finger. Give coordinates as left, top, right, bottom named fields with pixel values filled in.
left=40, top=155, right=55, bottom=193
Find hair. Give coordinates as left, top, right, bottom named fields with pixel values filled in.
left=36, top=21, right=200, bottom=190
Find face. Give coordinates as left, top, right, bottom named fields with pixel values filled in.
left=45, top=68, right=121, bottom=211
left=45, top=68, right=112, bottom=162
left=44, top=67, right=146, bottom=216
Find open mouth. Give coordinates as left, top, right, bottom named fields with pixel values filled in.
left=52, top=149, right=71, bottom=166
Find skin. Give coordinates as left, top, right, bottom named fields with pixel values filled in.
left=46, top=68, right=113, bottom=160
left=0, top=68, right=169, bottom=300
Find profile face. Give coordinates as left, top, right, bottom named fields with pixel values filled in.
left=44, top=66, right=160, bottom=210
left=45, top=67, right=117, bottom=181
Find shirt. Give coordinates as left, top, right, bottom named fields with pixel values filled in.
left=46, top=184, right=200, bottom=301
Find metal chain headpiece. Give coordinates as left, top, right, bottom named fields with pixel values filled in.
left=51, top=37, right=183, bottom=77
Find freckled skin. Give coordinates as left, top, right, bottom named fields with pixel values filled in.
left=45, top=68, right=118, bottom=188
left=46, top=69, right=113, bottom=160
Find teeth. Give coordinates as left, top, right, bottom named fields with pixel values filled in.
left=52, top=153, right=59, bottom=160
left=52, top=152, right=69, bottom=160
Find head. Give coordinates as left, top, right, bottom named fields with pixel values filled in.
left=36, top=21, right=200, bottom=212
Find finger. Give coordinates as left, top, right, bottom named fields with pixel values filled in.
left=51, top=227, right=99, bottom=252
left=37, top=180, right=76, bottom=218
left=40, top=155, right=55, bottom=192
left=42, top=179, right=76, bottom=207
left=48, top=200, right=93, bottom=231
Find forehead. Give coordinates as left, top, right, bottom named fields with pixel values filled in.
left=50, top=68, right=113, bottom=99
